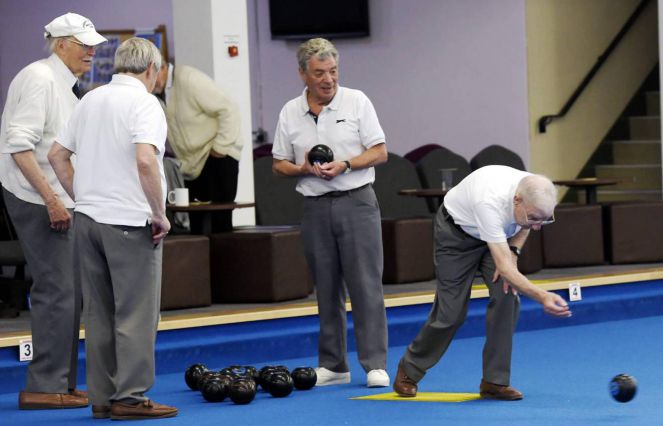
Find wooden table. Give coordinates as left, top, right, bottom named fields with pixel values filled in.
left=167, top=201, right=255, bottom=235
left=553, top=178, right=618, bottom=204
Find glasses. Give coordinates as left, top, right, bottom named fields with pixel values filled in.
left=526, top=212, right=555, bottom=226
left=67, top=38, right=96, bottom=51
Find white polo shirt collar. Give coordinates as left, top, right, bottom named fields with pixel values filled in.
left=110, top=73, right=148, bottom=91
left=298, top=86, right=343, bottom=116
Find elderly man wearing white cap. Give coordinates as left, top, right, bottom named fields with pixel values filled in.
left=0, top=12, right=105, bottom=410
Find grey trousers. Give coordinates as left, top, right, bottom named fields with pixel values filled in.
left=301, top=185, right=388, bottom=373
left=2, top=188, right=79, bottom=393
left=74, top=213, right=162, bottom=405
left=402, top=207, right=520, bottom=386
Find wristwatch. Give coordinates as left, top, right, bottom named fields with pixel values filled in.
left=343, top=160, right=352, bottom=174
left=509, top=246, right=521, bottom=257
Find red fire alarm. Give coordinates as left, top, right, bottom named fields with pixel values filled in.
left=228, top=45, right=239, bottom=57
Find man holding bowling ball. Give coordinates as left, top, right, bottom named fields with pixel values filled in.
left=272, top=38, right=390, bottom=388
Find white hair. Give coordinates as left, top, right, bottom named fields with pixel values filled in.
left=516, top=174, right=558, bottom=215
left=45, top=36, right=65, bottom=53
left=114, top=37, right=162, bottom=74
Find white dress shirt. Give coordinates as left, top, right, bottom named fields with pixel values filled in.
left=0, top=54, right=78, bottom=207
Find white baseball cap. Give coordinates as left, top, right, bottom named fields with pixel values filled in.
left=44, top=12, right=107, bottom=46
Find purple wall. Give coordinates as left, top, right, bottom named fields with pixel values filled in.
left=248, top=0, right=530, bottom=162
left=1, top=0, right=528, bottom=163
left=0, top=0, right=174, bottom=107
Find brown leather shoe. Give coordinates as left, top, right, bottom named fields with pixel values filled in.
left=393, top=360, right=418, bottom=397
left=110, top=400, right=178, bottom=420
left=92, top=405, right=111, bottom=419
left=69, top=389, right=88, bottom=398
left=479, top=379, right=523, bottom=400
left=18, top=390, right=89, bottom=409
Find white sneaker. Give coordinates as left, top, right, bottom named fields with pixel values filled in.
left=367, top=369, right=390, bottom=387
left=315, top=367, right=351, bottom=386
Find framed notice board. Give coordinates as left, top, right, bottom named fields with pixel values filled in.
left=80, top=24, right=168, bottom=92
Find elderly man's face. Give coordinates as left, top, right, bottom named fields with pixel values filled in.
left=57, top=38, right=96, bottom=77
left=514, top=198, right=554, bottom=231
left=299, top=55, right=338, bottom=105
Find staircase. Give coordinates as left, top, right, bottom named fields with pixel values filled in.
left=570, top=68, right=662, bottom=203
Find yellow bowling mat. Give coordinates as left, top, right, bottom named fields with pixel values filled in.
left=352, top=392, right=481, bottom=403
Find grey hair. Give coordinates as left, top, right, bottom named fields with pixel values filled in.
left=516, top=174, right=558, bottom=215
left=297, top=38, right=339, bottom=71
left=114, top=37, right=162, bottom=74
left=45, top=36, right=65, bottom=53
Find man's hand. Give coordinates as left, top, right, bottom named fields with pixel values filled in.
left=541, top=292, right=572, bottom=318
left=492, top=269, right=518, bottom=296
left=46, top=197, right=71, bottom=231
left=319, top=161, right=346, bottom=180
left=151, top=214, right=171, bottom=245
left=301, top=150, right=326, bottom=178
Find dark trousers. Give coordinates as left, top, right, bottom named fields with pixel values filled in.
left=186, top=155, right=239, bottom=233
left=401, top=207, right=520, bottom=386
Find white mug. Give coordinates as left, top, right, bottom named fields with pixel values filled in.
left=167, top=188, right=189, bottom=206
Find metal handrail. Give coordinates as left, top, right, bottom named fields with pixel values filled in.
left=538, top=0, right=652, bottom=133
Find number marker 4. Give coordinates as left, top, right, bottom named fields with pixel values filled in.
left=568, top=282, right=582, bottom=302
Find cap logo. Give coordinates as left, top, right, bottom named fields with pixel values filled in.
left=82, top=20, right=93, bottom=30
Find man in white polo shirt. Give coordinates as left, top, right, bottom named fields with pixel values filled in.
left=49, top=37, right=177, bottom=420
left=272, top=38, right=390, bottom=388
left=393, top=165, right=572, bottom=399
left=0, top=12, right=106, bottom=410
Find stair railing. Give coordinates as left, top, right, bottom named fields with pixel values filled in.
left=538, top=0, right=653, bottom=133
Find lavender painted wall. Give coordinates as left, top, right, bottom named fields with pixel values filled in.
left=0, top=0, right=529, bottom=162
left=0, top=0, right=174, bottom=107
left=248, top=0, right=530, bottom=162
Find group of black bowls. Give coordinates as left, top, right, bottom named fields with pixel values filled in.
left=185, top=364, right=317, bottom=405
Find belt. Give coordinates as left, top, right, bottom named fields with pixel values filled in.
left=309, top=183, right=371, bottom=198
left=442, top=205, right=480, bottom=240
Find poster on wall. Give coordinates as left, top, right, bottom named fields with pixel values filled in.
left=80, top=25, right=168, bottom=93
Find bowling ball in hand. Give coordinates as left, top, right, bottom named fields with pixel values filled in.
left=308, top=144, right=334, bottom=165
